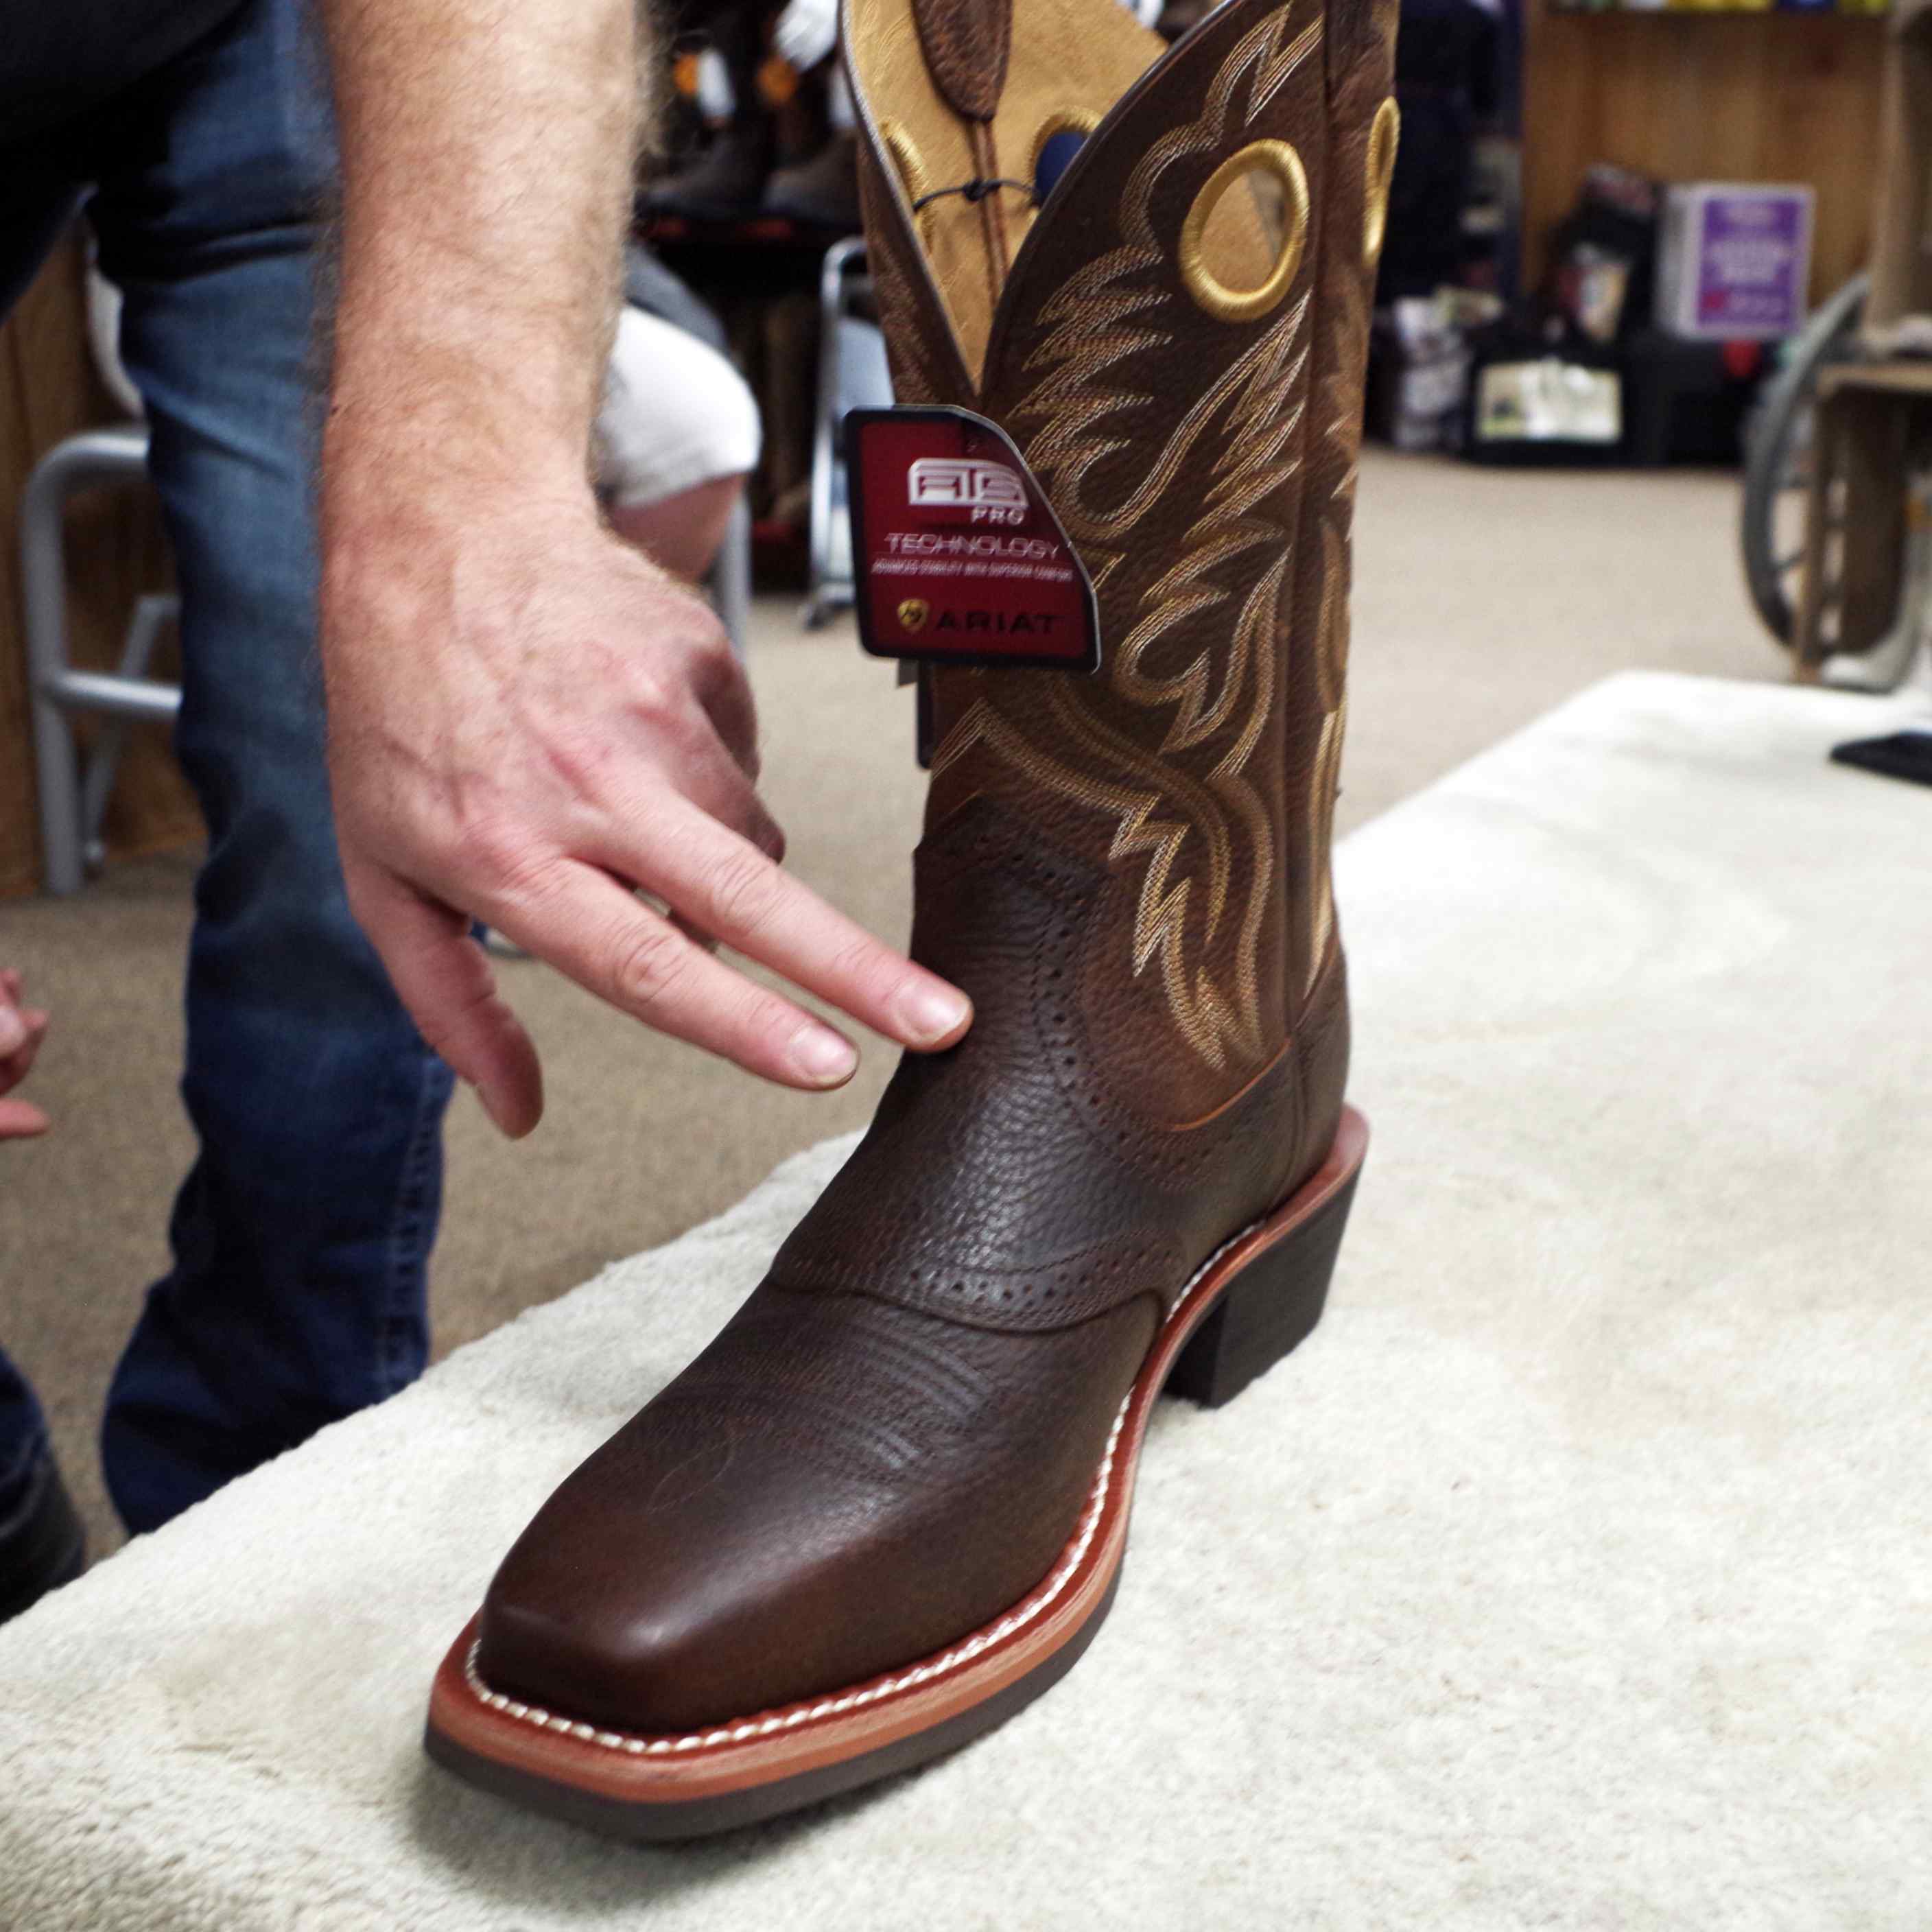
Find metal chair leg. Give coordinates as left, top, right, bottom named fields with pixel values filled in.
left=805, top=235, right=872, bottom=630
left=19, top=426, right=182, bottom=896
left=707, top=494, right=753, bottom=661
left=27, top=658, right=86, bottom=898
left=78, top=592, right=181, bottom=869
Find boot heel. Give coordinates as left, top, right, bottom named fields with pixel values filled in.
left=1164, top=1165, right=1362, bottom=1410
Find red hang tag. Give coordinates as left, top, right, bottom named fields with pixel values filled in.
left=845, top=406, right=1101, bottom=673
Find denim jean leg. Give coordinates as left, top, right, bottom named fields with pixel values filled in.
left=85, top=0, right=455, bottom=1535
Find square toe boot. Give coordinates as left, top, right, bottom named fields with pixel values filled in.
left=427, top=0, right=1398, bottom=1839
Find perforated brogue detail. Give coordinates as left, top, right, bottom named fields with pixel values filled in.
left=770, top=800, right=1306, bottom=1334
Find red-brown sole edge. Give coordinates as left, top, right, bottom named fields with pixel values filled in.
left=423, top=1105, right=1369, bottom=1842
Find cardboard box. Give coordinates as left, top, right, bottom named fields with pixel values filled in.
left=1654, top=183, right=1814, bottom=340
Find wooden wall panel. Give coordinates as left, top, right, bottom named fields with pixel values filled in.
left=0, top=230, right=196, bottom=902
left=1522, top=5, right=1887, bottom=307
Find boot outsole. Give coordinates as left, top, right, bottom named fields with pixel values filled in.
left=423, top=1105, right=1368, bottom=1841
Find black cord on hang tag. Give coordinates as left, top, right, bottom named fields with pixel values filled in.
left=912, top=177, right=1037, bottom=213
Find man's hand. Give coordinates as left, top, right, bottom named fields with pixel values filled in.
left=325, top=492, right=970, bottom=1139
left=0, top=970, right=51, bottom=1140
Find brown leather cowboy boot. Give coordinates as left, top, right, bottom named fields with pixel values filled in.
left=427, top=0, right=1398, bottom=1839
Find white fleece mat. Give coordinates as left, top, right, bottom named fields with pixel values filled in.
left=3, top=672, right=1928, bottom=1930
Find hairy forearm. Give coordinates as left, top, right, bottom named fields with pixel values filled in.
left=320, top=0, right=645, bottom=502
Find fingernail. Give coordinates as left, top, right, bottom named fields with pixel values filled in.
left=0, top=1011, right=24, bottom=1056
left=896, top=982, right=971, bottom=1046
left=790, top=1023, right=857, bottom=1087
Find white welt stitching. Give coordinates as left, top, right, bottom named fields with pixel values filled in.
left=462, top=1219, right=1254, bottom=1757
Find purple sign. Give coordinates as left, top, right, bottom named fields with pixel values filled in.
left=1695, top=193, right=1808, bottom=335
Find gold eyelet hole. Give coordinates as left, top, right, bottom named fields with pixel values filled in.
left=1179, top=139, right=1310, bottom=324
left=879, top=117, right=935, bottom=244
left=1364, top=99, right=1400, bottom=263
left=1029, top=108, right=1101, bottom=189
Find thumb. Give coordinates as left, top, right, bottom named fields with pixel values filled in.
left=345, top=861, right=545, bottom=1138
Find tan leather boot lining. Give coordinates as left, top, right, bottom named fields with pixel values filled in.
left=845, top=0, right=1168, bottom=383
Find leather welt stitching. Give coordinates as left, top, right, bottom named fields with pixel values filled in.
left=460, top=1219, right=1259, bottom=1758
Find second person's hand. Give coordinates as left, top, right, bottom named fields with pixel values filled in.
left=0, top=969, right=51, bottom=1140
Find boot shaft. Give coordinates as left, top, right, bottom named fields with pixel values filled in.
left=845, top=0, right=1396, bottom=1121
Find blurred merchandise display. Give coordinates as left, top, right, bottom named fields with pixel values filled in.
left=759, top=130, right=860, bottom=228
left=646, top=3, right=774, bottom=224
left=1464, top=340, right=1625, bottom=462
left=640, top=0, right=1200, bottom=237
left=1378, top=0, right=1509, bottom=303
left=1618, top=329, right=1767, bottom=464
left=1462, top=131, right=1525, bottom=297
left=644, top=0, right=852, bottom=228
left=762, top=70, right=859, bottom=227
left=1367, top=289, right=1502, bottom=450
left=1557, top=245, right=1632, bottom=344
left=1429, top=159, right=1812, bottom=467
left=1475, top=357, right=1619, bottom=443
left=1546, top=164, right=1658, bottom=344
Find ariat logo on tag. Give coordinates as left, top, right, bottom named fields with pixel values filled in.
left=846, top=405, right=1100, bottom=674
left=907, top=458, right=1027, bottom=521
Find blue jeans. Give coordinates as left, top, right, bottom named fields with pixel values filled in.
left=0, top=0, right=454, bottom=1536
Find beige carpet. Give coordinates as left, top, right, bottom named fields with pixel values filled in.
left=0, top=452, right=1778, bottom=1559
left=4, top=669, right=1926, bottom=1929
